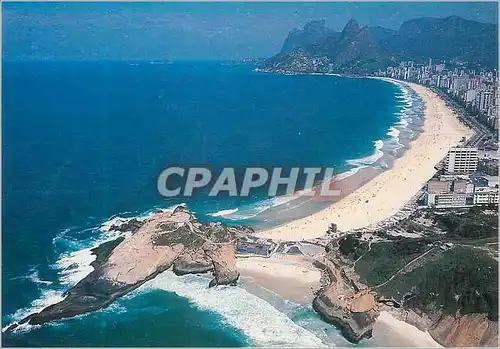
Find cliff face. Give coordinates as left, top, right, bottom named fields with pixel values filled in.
left=430, top=313, right=499, bottom=347
left=312, top=256, right=379, bottom=343
left=333, top=26, right=389, bottom=72
left=394, top=16, right=497, bottom=67
left=316, top=226, right=499, bottom=348
left=6, top=207, right=246, bottom=331
left=261, top=19, right=390, bottom=74
left=313, top=291, right=378, bottom=343
left=281, top=19, right=337, bottom=54
left=172, top=248, right=214, bottom=275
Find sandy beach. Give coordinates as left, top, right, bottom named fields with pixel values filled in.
left=256, top=79, right=473, bottom=241
left=244, top=78, right=467, bottom=347
left=236, top=255, right=443, bottom=347
left=237, top=255, right=321, bottom=304
left=371, top=311, right=442, bottom=347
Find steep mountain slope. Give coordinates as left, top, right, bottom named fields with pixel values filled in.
left=260, top=16, right=497, bottom=74
left=281, top=19, right=338, bottom=54
left=390, top=16, right=497, bottom=66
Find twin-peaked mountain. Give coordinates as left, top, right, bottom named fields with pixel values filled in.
left=261, top=16, right=497, bottom=74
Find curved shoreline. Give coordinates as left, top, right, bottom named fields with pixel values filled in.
left=244, top=75, right=423, bottom=231
left=255, top=78, right=474, bottom=241
left=3, top=75, right=476, bottom=348
left=212, top=74, right=421, bottom=226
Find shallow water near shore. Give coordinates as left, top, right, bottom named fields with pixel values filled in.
left=3, top=61, right=422, bottom=346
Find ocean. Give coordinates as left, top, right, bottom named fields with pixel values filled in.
left=2, top=61, right=423, bottom=346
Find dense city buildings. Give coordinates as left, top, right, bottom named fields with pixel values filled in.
left=473, top=187, right=500, bottom=205
left=377, top=60, right=499, bottom=131
left=478, top=157, right=499, bottom=176
left=378, top=60, right=499, bottom=208
left=426, top=147, right=498, bottom=208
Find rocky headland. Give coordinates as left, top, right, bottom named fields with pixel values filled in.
left=320, top=206, right=499, bottom=347
left=312, top=244, right=379, bottom=343
left=6, top=206, right=248, bottom=332
left=6, top=206, right=498, bottom=348
left=4, top=206, right=384, bottom=344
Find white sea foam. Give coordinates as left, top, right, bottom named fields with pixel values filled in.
left=385, top=125, right=405, bottom=153
left=4, top=289, right=67, bottom=333
left=10, top=267, right=52, bottom=286
left=209, top=208, right=239, bottom=217
left=139, top=272, right=326, bottom=347
left=3, top=203, right=194, bottom=333
left=374, top=79, right=425, bottom=160
left=55, top=248, right=96, bottom=286
left=397, top=118, right=410, bottom=128
left=387, top=126, right=400, bottom=139
left=224, top=193, right=303, bottom=221
left=99, top=216, right=133, bottom=233
left=346, top=139, right=384, bottom=167
left=5, top=200, right=323, bottom=345
left=4, top=248, right=98, bottom=331
left=334, top=166, right=366, bottom=181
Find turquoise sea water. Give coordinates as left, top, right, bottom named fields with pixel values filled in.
left=2, top=61, right=422, bottom=346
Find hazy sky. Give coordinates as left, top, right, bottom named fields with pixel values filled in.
left=3, top=2, right=498, bottom=61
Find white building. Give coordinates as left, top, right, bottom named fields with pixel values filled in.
left=445, top=147, right=479, bottom=174
left=427, top=180, right=452, bottom=207
left=479, top=91, right=493, bottom=112
left=465, top=90, right=476, bottom=103
left=434, top=193, right=468, bottom=207
left=426, top=179, right=476, bottom=208
left=473, top=187, right=499, bottom=205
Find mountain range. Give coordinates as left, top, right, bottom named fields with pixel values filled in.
left=260, top=16, right=497, bottom=74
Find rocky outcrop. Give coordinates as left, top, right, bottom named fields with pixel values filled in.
left=399, top=309, right=499, bottom=347
left=280, top=20, right=338, bottom=54
left=260, top=18, right=390, bottom=74
left=109, top=218, right=144, bottom=234
left=204, top=244, right=239, bottom=287
left=89, top=236, right=125, bottom=269
left=313, top=293, right=378, bottom=343
left=350, top=293, right=376, bottom=313
left=429, top=313, right=499, bottom=347
left=312, top=256, right=379, bottom=343
left=172, top=249, right=214, bottom=275
left=6, top=207, right=247, bottom=331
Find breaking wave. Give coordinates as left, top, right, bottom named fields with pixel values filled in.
left=342, top=78, right=424, bottom=176
left=3, top=202, right=327, bottom=346
left=3, top=204, right=187, bottom=333
left=215, top=192, right=304, bottom=221
left=346, top=139, right=385, bottom=167
left=139, top=273, right=326, bottom=347
left=209, top=208, right=239, bottom=217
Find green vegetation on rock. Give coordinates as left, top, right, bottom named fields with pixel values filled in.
left=338, top=234, right=368, bottom=261
left=355, top=239, right=431, bottom=286
left=431, top=207, right=498, bottom=239
left=378, top=247, right=498, bottom=320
